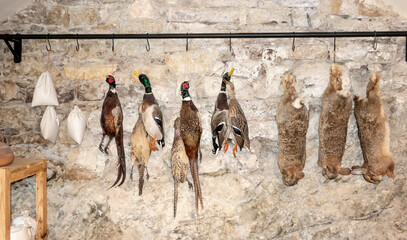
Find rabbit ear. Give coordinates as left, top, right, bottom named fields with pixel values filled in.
left=296, top=171, right=305, bottom=179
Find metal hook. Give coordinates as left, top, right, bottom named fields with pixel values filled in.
left=146, top=33, right=150, bottom=52
left=229, top=32, right=232, bottom=52
left=373, top=31, right=377, bottom=50
left=46, top=33, right=51, bottom=51
left=76, top=34, right=79, bottom=51
left=186, top=33, right=189, bottom=51
left=292, top=32, right=295, bottom=51
left=112, top=33, right=115, bottom=52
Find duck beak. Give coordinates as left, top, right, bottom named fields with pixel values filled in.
left=134, top=70, right=140, bottom=77
left=228, top=68, right=234, bottom=77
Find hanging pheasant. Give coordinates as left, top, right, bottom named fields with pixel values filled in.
left=210, top=69, right=233, bottom=154
left=171, top=117, right=193, bottom=217
left=99, top=75, right=126, bottom=188
left=222, top=69, right=250, bottom=158
left=180, top=81, right=203, bottom=214
left=130, top=104, right=152, bottom=196
left=134, top=71, right=165, bottom=151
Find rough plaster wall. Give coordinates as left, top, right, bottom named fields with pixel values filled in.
left=0, top=0, right=407, bottom=239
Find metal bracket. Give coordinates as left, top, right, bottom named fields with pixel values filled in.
left=4, top=37, right=22, bottom=63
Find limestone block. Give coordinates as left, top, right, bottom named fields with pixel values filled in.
left=46, top=5, right=69, bottom=27
left=247, top=8, right=289, bottom=25
left=69, top=8, right=99, bottom=26
left=119, top=20, right=164, bottom=34
left=292, top=61, right=332, bottom=98
left=252, top=64, right=290, bottom=100
left=166, top=9, right=241, bottom=24
left=77, top=82, right=105, bottom=101
left=291, top=8, right=311, bottom=28
left=275, top=0, right=319, bottom=8
left=127, top=0, right=155, bottom=20
left=65, top=41, right=111, bottom=60
left=64, top=64, right=118, bottom=81
left=0, top=82, right=20, bottom=102
left=63, top=167, right=99, bottom=181
left=291, top=44, right=328, bottom=60
left=206, top=0, right=258, bottom=8
left=165, top=50, right=222, bottom=75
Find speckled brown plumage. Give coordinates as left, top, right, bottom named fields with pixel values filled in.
left=352, top=72, right=396, bottom=184
left=180, top=81, right=203, bottom=215
left=222, top=78, right=250, bottom=157
left=276, top=74, right=309, bottom=186
left=130, top=105, right=152, bottom=196
left=99, top=76, right=126, bottom=188
left=318, top=64, right=352, bottom=179
left=171, top=117, right=193, bottom=218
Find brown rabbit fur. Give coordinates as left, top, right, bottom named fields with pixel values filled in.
left=352, top=72, right=396, bottom=184
left=276, top=74, right=309, bottom=186
left=318, top=64, right=352, bottom=179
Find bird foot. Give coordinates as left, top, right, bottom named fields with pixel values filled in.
left=149, top=136, right=159, bottom=151
left=232, top=142, right=237, bottom=158
left=187, top=179, right=194, bottom=190
left=224, top=140, right=229, bottom=153
left=104, top=146, right=109, bottom=155
left=99, top=144, right=104, bottom=153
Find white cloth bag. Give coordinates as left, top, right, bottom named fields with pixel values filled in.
left=40, top=106, right=59, bottom=143
left=31, top=71, right=59, bottom=107
left=67, top=106, right=87, bottom=144
left=11, top=212, right=37, bottom=240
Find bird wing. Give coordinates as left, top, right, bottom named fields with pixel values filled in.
left=230, top=101, right=248, bottom=150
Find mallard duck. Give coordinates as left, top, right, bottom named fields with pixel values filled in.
left=134, top=71, right=165, bottom=151
left=179, top=81, right=203, bottom=214
left=222, top=69, right=250, bottom=158
left=210, top=69, right=234, bottom=154
left=130, top=104, right=152, bottom=196
left=99, top=75, right=126, bottom=188
left=171, top=117, right=193, bottom=218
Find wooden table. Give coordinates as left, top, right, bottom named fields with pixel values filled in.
left=0, top=158, right=47, bottom=240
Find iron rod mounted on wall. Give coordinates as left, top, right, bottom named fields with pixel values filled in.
left=1, top=31, right=407, bottom=63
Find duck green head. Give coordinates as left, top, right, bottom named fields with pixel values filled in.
left=134, top=70, right=152, bottom=93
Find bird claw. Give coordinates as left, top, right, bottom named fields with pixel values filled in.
left=188, top=182, right=193, bottom=190
left=232, top=142, right=237, bottom=158
left=99, top=144, right=104, bottom=153
left=104, top=146, right=109, bottom=155
left=149, top=136, right=159, bottom=151
left=224, top=140, right=229, bottom=153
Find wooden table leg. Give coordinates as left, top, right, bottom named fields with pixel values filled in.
left=0, top=169, right=11, bottom=240
left=36, top=161, right=47, bottom=240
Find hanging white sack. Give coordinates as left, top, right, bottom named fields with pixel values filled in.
left=31, top=71, right=59, bottom=107
left=11, top=211, right=37, bottom=240
left=40, top=106, right=59, bottom=143
left=67, top=106, right=87, bottom=144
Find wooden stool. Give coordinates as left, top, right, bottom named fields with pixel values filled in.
left=0, top=158, right=47, bottom=240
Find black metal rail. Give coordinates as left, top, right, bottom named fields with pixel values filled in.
left=1, top=31, right=406, bottom=63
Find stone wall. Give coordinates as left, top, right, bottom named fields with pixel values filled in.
left=1, top=0, right=407, bottom=239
